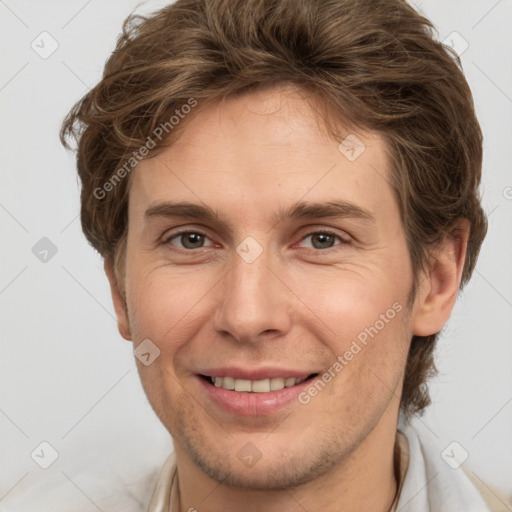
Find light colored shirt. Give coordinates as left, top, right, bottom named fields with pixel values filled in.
left=147, top=420, right=507, bottom=511
left=391, top=420, right=502, bottom=511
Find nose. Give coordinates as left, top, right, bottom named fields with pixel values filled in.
left=213, top=247, right=292, bottom=344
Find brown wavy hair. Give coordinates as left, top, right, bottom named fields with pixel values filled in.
left=60, top=0, right=487, bottom=418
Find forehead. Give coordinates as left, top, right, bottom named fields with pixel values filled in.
left=129, top=87, right=396, bottom=226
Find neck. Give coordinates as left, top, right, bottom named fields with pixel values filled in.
left=174, top=408, right=400, bottom=512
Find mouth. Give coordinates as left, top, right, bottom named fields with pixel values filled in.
left=198, top=373, right=319, bottom=392
left=196, top=372, right=320, bottom=416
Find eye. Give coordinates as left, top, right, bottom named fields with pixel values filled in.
left=297, top=231, right=347, bottom=250
left=165, top=231, right=215, bottom=250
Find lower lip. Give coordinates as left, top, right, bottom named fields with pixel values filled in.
left=197, top=376, right=314, bottom=416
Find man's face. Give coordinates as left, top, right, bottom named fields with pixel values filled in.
left=120, top=87, right=417, bottom=488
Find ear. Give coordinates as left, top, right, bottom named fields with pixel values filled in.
left=104, top=258, right=132, bottom=341
left=412, top=219, right=470, bottom=336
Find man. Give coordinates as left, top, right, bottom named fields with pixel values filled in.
left=60, top=0, right=502, bottom=510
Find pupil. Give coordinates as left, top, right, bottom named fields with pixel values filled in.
left=312, top=233, right=334, bottom=249
left=182, top=233, right=204, bottom=249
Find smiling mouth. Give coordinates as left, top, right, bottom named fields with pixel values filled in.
left=199, top=373, right=319, bottom=393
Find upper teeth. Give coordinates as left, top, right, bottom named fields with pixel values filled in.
left=212, top=376, right=306, bottom=392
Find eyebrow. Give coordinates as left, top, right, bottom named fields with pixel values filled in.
left=273, top=200, right=375, bottom=226
left=145, top=201, right=221, bottom=223
left=143, top=199, right=375, bottom=232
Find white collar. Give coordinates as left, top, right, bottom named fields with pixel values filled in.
left=396, top=418, right=491, bottom=512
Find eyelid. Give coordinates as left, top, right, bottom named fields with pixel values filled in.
left=161, top=224, right=210, bottom=241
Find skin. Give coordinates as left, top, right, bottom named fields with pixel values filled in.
left=105, top=86, right=468, bottom=512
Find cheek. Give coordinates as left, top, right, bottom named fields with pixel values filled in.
left=125, top=267, right=211, bottom=417
left=125, top=264, right=216, bottom=351
left=289, top=264, right=412, bottom=396
left=333, top=302, right=411, bottom=410
left=289, top=264, right=409, bottom=342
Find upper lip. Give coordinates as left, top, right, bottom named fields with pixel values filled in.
left=197, top=366, right=318, bottom=380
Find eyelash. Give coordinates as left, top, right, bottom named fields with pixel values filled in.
left=162, top=229, right=349, bottom=254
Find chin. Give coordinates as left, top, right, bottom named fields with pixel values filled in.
left=181, top=432, right=348, bottom=491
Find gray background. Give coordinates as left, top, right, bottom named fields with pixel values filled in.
left=1, top=0, right=511, bottom=510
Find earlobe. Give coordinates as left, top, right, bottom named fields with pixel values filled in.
left=412, top=219, right=470, bottom=336
left=104, top=258, right=132, bottom=341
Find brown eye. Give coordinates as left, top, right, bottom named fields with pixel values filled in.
left=298, top=231, right=347, bottom=250
left=311, top=233, right=336, bottom=249
left=166, top=231, right=213, bottom=250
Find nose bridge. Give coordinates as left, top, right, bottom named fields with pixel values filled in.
left=213, top=246, right=290, bottom=342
